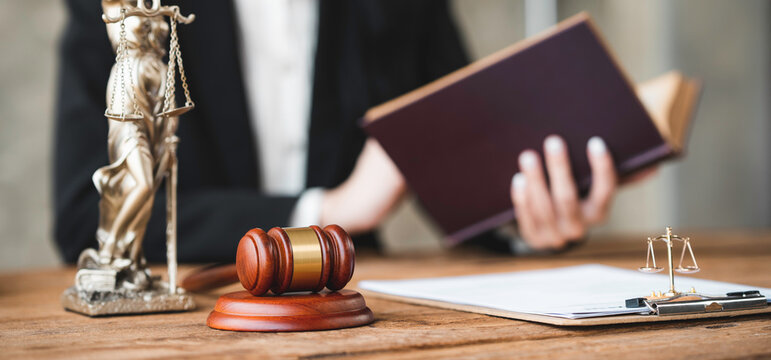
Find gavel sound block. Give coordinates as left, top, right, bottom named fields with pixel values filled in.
left=206, top=225, right=374, bottom=332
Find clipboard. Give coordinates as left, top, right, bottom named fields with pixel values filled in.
left=360, top=290, right=771, bottom=327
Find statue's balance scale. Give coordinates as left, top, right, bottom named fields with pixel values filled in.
left=61, top=0, right=197, bottom=316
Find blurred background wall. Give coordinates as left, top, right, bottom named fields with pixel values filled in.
left=0, top=0, right=64, bottom=270
left=0, top=0, right=769, bottom=269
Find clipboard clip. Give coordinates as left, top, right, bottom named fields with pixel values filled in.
left=626, top=290, right=767, bottom=316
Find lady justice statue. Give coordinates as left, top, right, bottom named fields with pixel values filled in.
left=61, top=0, right=196, bottom=316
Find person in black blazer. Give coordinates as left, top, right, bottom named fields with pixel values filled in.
left=55, top=0, right=621, bottom=263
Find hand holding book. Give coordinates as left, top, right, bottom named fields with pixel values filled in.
left=512, top=135, right=617, bottom=250
left=318, top=133, right=646, bottom=251
left=362, top=13, right=700, bottom=245
left=322, top=13, right=698, bottom=249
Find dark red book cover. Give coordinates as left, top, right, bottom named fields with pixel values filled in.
left=362, top=14, right=675, bottom=245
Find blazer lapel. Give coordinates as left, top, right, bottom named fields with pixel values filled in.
left=307, top=1, right=370, bottom=189
left=175, top=0, right=260, bottom=188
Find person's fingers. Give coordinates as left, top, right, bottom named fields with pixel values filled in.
left=511, top=173, right=545, bottom=249
left=519, top=150, right=563, bottom=248
left=582, top=137, right=617, bottom=224
left=543, top=135, right=584, bottom=240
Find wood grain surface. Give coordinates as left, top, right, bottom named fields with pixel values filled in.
left=1, top=230, right=770, bottom=359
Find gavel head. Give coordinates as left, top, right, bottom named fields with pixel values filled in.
left=236, top=225, right=355, bottom=296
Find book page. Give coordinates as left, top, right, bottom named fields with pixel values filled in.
left=359, top=264, right=771, bottom=319
left=636, top=71, right=682, bottom=144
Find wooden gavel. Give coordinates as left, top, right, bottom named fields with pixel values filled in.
left=238, top=225, right=355, bottom=295
left=182, top=225, right=355, bottom=295
left=205, top=225, right=373, bottom=332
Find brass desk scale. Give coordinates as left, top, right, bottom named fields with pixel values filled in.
left=61, top=0, right=196, bottom=316
left=627, top=227, right=766, bottom=315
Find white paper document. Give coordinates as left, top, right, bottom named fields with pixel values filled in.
left=358, top=264, right=771, bottom=319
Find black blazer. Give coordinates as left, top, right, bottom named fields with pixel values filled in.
left=54, top=0, right=469, bottom=263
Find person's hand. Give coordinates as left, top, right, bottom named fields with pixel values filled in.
left=320, top=139, right=406, bottom=235
left=510, top=135, right=618, bottom=250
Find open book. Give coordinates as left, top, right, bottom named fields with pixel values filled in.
left=362, top=13, right=701, bottom=244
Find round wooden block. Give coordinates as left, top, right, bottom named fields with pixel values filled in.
left=207, top=289, right=374, bottom=332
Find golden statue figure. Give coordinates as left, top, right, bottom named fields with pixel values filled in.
left=61, top=0, right=196, bottom=316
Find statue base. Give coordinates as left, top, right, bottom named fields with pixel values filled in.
left=61, top=281, right=195, bottom=317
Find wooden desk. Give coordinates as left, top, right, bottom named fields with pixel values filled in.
left=2, top=231, right=770, bottom=359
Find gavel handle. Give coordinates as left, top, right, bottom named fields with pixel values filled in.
left=181, top=263, right=238, bottom=292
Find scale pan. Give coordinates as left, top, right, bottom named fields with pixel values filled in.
left=156, top=104, right=194, bottom=118
left=104, top=111, right=144, bottom=122
left=675, top=266, right=700, bottom=274
left=638, top=266, right=664, bottom=273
